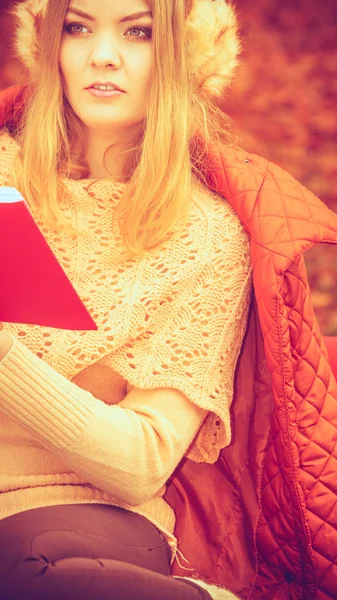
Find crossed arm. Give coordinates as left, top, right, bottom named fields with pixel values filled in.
left=0, top=331, right=207, bottom=505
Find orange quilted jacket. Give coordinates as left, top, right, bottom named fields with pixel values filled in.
left=165, top=138, right=337, bottom=599
left=1, top=85, right=337, bottom=600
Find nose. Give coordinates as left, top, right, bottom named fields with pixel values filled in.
left=90, top=34, right=121, bottom=67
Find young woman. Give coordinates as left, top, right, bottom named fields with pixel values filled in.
left=0, top=1, right=336, bottom=599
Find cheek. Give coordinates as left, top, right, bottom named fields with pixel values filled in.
left=132, top=60, right=153, bottom=93
left=59, top=43, right=79, bottom=87
left=59, top=47, right=68, bottom=86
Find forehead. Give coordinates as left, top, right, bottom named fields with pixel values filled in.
left=66, top=0, right=152, bottom=16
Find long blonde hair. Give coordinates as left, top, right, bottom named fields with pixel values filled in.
left=9, top=0, right=242, bottom=264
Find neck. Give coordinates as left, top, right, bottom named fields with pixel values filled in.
left=83, top=126, right=140, bottom=181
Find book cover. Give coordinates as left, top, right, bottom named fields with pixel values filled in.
left=0, top=187, right=97, bottom=330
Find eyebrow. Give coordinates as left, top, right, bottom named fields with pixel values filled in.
left=66, top=8, right=153, bottom=23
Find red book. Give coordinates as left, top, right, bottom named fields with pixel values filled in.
left=0, top=187, right=97, bottom=330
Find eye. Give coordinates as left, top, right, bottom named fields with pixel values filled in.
left=63, top=22, right=152, bottom=40
left=125, top=26, right=152, bottom=40
left=63, top=22, right=89, bottom=35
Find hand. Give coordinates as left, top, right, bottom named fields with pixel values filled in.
left=72, top=363, right=130, bottom=405
left=0, top=331, right=14, bottom=362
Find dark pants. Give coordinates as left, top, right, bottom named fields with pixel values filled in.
left=0, top=503, right=211, bottom=599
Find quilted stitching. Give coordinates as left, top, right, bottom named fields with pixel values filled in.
left=204, top=149, right=337, bottom=599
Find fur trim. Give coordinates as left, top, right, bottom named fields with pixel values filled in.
left=11, top=0, right=242, bottom=96
left=10, top=0, right=47, bottom=75
left=185, top=0, right=242, bottom=97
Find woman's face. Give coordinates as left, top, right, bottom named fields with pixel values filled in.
left=59, top=0, right=153, bottom=137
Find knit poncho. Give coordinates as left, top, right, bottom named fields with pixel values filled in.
left=0, top=129, right=252, bottom=559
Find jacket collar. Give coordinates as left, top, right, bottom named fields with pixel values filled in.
left=0, top=84, right=27, bottom=133
left=199, top=136, right=337, bottom=270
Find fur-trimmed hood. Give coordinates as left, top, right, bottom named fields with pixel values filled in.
left=10, top=0, right=242, bottom=98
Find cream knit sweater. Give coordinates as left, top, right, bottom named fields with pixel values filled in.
left=0, top=130, right=252, bottom=570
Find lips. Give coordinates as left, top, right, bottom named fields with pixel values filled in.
left=87, top=82, right=125, bottom=92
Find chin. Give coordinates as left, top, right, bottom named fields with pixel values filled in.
left=82, top=120, right=121, bottom=131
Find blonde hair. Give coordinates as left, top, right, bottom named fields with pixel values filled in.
left=9, top=0, right=242, bottom=264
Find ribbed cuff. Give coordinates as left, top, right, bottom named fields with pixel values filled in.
left=0, top=335, right=95, bottom=449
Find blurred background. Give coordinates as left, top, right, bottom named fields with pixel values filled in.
left=1, top=0, right=336, bottom=334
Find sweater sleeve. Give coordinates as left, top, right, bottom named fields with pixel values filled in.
left=0, top=336, right=206, bottom=506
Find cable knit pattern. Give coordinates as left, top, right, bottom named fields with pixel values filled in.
left=0, top=130, right=252, bottom=463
